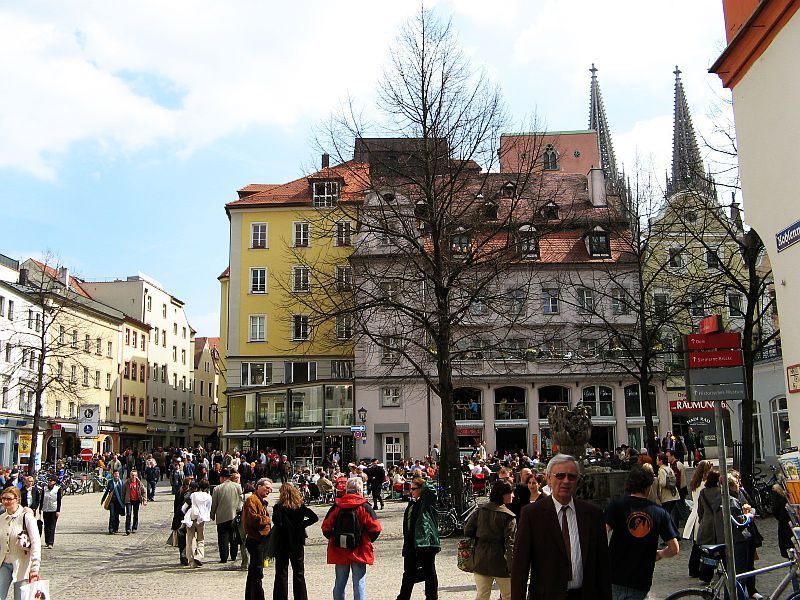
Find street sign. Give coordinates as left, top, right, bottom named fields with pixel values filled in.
left=52, top=428, right=62, bottom=439
left=788, top=364, right=800, bottom=394
left=689, top=366, right=745, bottom=385
left=690, top=383, right=747, bottom=401
left=350, top=425, right=366, bottom=432
left=699, top=314, right=723, bottom=334
left=689, top=351, right=744, bottom=369
left=686, top=333, right=741, bottom=351
left=78, top=404, right=100, bottom=438
left=79, top=448, right=93, bottom=461
left=353, top=431, right=363, bottom=439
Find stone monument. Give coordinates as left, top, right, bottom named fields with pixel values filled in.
left=547, top=404, right=592, bottom=459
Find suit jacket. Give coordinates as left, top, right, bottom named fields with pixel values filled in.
left=210, top=479, right=243, bottom=523
left=511, top=495, right=610, bottom=600
left=20, top=486, right=42, bottom=513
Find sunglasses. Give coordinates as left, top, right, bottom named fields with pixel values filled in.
left=552, top=472, right=579, bottom=481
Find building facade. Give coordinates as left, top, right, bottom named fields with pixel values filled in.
left=117, top=317, right=151, bottom=451
left=191, top=336, right=220, bottom=448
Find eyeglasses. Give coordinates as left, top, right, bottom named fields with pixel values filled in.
left=553, top=472, right=579, bottom=481
left=0, top=497, right=15, bottom=502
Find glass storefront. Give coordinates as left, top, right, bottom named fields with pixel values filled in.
left=324, top=385, right=353, bottom=426
left=258, top=391, right=286, bottom=428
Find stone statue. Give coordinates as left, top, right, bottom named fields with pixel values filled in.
left=548, top=404, right=592, bottom=459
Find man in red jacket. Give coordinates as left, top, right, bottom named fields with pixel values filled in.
left=321, top=477, right=381, bottom=600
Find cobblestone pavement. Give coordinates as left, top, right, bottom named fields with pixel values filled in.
left=42, top=482, right=789, bottom=599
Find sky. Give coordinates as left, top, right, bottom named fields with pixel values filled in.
left=0, top=0, right=731, bottom=336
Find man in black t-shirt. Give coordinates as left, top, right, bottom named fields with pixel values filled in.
left=605, top=465, right=680, bottom=600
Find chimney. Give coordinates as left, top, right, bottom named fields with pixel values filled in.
left=588, top=167, right=607, bottom=207
left=18, top=268, right=28, bottom=286
left=322, top=153, right=330, bottom=169
left=58, top=267, right=70, bottom=289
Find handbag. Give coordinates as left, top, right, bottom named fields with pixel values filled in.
left=19, top=579, right=49, bottom=600
left=262, top=525, right=279, bottom=559
left=456, top=537, right=475, bottom=573
left=102, top=492, right=113, bottom=511
left=166, top=530, right=179, bottom=547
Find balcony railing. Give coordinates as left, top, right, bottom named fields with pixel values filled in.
left=455, top=404, right=483, bottom=420
left=257, top=413, right=286, bottom=429
left=755, top=344, right=782, bottom=363
left=325, top=408, right=354, bottom=427
left=538, top=402, right=568, bottom=420
left=495, top=402, right=526, bottom=420
left=289, top=408, right=322, bottom=427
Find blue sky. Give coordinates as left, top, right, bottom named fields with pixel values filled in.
left=0, top=1, right=729, bottom=335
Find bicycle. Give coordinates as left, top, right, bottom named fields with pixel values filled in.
left=665, top=543, right=800, bottom=599
left=435, top=480, right=478, bottom=538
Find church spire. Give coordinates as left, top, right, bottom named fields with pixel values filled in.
left=667, top=66, right=712, bottom=197
left=587, top=63, right=619, bottom=182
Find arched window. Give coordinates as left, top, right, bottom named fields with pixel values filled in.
left=624, top=384, right=656, bottom=418
left=581, top=385, right=613, bottom=417
left=495, top=386, right=526, bottom=420
left=543, top=144, right=559, bottom=171
left=454, top=387, right=482, bottom=420
left=538, top=385, right=569, bottom=419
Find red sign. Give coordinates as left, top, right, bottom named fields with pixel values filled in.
left=699, top=314, right=723, bottom=334
left=686, top=332, right=741, bottom=351
left=670, top=400, right=727, bottom=412
left=456, top=427, right=483, bottom=436
left=79, top=448, right=93, bottom=461
left=689, top=350, right=744, bottom=369
left=51, top=423, right=62, bottom=431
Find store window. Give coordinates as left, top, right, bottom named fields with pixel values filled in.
left=228, top=395, right=255, bottom=430
left=772, top=396, right=791, bottom=454
left=538, top=385, right=569, bottom=419
left=624, top=384, right=657, bottom=418
left=581, top=385, right=614, bottom=417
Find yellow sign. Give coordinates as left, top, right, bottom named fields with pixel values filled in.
left=18, top=434, right=32, bottom=457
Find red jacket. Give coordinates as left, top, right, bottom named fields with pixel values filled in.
left=321, top=494, right=381, bottom=565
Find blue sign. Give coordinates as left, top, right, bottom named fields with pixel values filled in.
left=777, top=219, right=800, bottom=252
left=350, top=425, right=366, bottom=432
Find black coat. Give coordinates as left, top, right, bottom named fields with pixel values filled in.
left=271, top=503, right=319, bottom=554
left=20, top=486, right=42, bottom=513
left=172, top=489, right=191, bottom=530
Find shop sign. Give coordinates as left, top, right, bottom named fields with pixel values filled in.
left=670, top=400, right=728, bottom=412
left=699, top=314, right=723, bottom=334
left=18, top=434, right=32, bottom=457
left=456, top=427, right=482, bottom=436
left=788, top=364, right=800, bottom=394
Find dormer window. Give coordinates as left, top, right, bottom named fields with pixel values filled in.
left=501, top=182, right=516, bottom=199
left=415, top=200, right=429, bottom=233
left=313, top=181, right=339, bottom=207
left=451, top=227, right=471, bottom=253
left=540, top=202, right=558, bottom=220
left=484, top=200, right=498, bottom=221
left=518, top=225, right=539, bottom=259
left=543, top=144, right=559, bottom=171
left=586, top=226, right=611, bottom=257
left=382, top=192, right=396, bottom=203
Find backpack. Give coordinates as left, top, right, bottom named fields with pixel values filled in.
left=662, top=465, right=677, bottom=494
left=332, top=507, right=362, bottom=550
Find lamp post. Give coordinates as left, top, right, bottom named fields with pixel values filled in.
left=357, top=407, right=367, bottom=460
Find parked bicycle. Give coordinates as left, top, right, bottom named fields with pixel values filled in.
left=435, top=478, right=478, bottom=538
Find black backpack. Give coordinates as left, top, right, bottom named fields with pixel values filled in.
left=332, top=507, right=362, bottom=550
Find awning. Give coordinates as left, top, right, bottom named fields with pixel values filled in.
left=282, top=428, right=321, bottom=437
left=223, top=430, right=254, bottom=438
left=251, top=428, right=284, bottom=437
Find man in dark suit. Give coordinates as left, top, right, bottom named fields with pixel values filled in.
left=511, top=454, right=611, bottom=600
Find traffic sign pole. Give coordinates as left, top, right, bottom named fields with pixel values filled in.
left=715, top=399, right=737, bottom=600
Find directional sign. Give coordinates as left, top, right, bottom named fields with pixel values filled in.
left=350, top=425, right=366, bottom=432
left=78, top=404, right=100, bottom=438
left=689, top=351, right=744, bottom=369
left=689, top=367, right=745, bottom=386
left=687, top=333, right=742, bottom=351
left=690, top=383, right=746, bottom=401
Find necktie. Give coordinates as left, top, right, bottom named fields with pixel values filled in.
left=561, top=505, right=572, bottom=577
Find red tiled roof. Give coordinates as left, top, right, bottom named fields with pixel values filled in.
left=218, top=266, right=230, bottom=279
left=227, top=161, right=370, bottom=209
left=28, top=259, right=92, bottom=298
left=194, top=336, right=221, bottom=368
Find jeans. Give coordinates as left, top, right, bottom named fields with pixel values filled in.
left=245, top=537, right=265, bottom=600
left=125, top=501, right=140, bottom=532
left=611, top=584, right=648, bottom=600
left=108, top=500, right=122, bottom=533
left=273, top=548, right=307, bottom=600
left=0, top=561, right=23, bottom=600
left=42, top=511, right=58, bottom=546
left=397, top=548, right=437, bottom=600
left=147, top=480, right=157, bottom=501
left=333, top=563, right=367, bottom=600
left=217, top=520, right=239, bottom=562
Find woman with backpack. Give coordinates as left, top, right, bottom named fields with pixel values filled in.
left=271, top=482, right=319, bottom=600
left=396, top=477, right=440, bottom=600
left=321, top=477, right=382, bottom=600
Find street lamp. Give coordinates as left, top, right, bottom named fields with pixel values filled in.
left=357, top=406, right=367, bottom=424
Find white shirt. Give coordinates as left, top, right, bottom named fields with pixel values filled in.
left=552, top=497, right=583, bottom=590
left=183, top=491, right=213, bottom=527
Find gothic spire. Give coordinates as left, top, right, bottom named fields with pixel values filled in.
left=667, top=66, right=710, bottom=197
left=587, top=63, right=619, bottom=182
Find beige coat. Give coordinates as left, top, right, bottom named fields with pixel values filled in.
left=210, top=479, right=243, bottom=523
left=0, top=506, right=41, bottom=581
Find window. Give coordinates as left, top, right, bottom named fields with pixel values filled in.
left=611, top=288, right=630, bottom=315
left=56, top=361, right=63, bottom=379
left=96, top=337, right=102, bottom=355
left=335, top=222, right=353, bottom=247
left=330, top=360, right=354, bottom=379
left=241, top=362, right=273, bottom=386
left=624, top=384, right=657, bottom=418
left=84, top=334, right=90, bottom=352
left=587, top=232, right=611, bottom=257
left=181, top=349, right=186, bottom=365
left=106, top=373, right=111, bottom=390
left=173, top=323, right=177, bottom=335
left=470, top=297, right=488, bottom=316
left=125, top=328, right=130, bottom=345
left=172, top=346, right=177, bottom=361
left=505, top=287, right=526, bottom=315
left=132, top=331, right=137, bottom=347
left=153, top=363, right=159, bottom=381
left=379, top=219, right=398, bottom=246
left=336, top=315, right=353, bottom=340
left=379, top=280, right=399, bottom=302
left=200, top=406, right=204, bottom=422
left=123, top=396, right=129, bottom=415
left=484, top=201, right=498, bottom=220
left=153, top=398, right=158, bottom=416
left=182, top=327, right=186, bottom=339
left=690, top=292, right=705, bottom=318
left=249, top=315, right=266, bottom=342
left=131, top=361, right=137, bottom=381
left=161, top=364, right=166, bottom=383
left=69, top=402, right=75, bottom=418
left=7, top=301, right=13, bottom=320
left=146, top=295, right=152, bottom=312
left=292, top=315, right=310, bottom=341
left=336, top=265, right=353, bottom=292
left=668, top=247, right=684, bottom=268
left=59, top=326, right=65, bottom=344
left=381, top=387, right=401, bottom=407
left=519, top=227, right=539, bottom=258
left=251, top=222, right=268, bottom=248
left=381, top=336, right=401, bottom=363
left=0, top=297, right=4, bottom=318
left=284, top=361, right=316, bottom=384
left=577, top=288, right=595, bottom=314
left=34, top=313, right=41, bottom=332
left=578, top=338, right=598, bottom=357
left=162, top=304, right=167, bottom=318
left=293, top=222, right=310, bottom=247
left=94, top=370, right=100, bottom=388
left=140, top=364, right=145, bottom=381
left=313, top=180, right=339, bottom=207
left=173, top=401, right=178, bottom=418
left=542, top=144, right=558, bottom=170
left=209, top=383, right=213, bottom=398
left=772, top=397, right=791, bottom=453
left=729, top=293, right=744, bottom=317
left=83, top=367, right=89, bottom=386
left=292, top=266, right=310, bottom=292
left=162, top=332, right=166, bottom=347
left=451, top=233, right=471, bottom=253
left=181, top=376, right=186, bottom=391
left=542, top=288, right=560, bottom=314
left=154, top=328, right=159, bottom=344
left=71, top=330, right=77, bottom=349
left=200, top=380, right=205, bottom=395
left=54, top=400, right=60, bottom=417
left=140, top=335, right=145, bottom=351
left=161, top=398, right=166, bottom=417
left=654, top=292, right=670, bottom=319
left=706, top=249, right=721, bottom=268
left=173, top=373, right=177, bottom=389
left=582, top=385, right=614, bottom=417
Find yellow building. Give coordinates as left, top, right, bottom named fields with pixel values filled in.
left=118, top=317, right=151, bottom=451
left=191, top=336, right=220, bottom=448
left=220, top=157, right=366, bottom=465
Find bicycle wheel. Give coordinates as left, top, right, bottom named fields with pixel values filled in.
left=663, top=588, right=716, bottom=599
left=437, top=512, right=457, bottom=538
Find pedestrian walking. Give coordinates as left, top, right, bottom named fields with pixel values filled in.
left=0, top=486, right=41, bottom=600
left=656, top=453, right=681, bottom=531
left=211, top=468, right=243, bottom=564
left=464, top=481, right=515, bottom=600
left=182, top=479, right=212, bottom=568
left=605, top=465, right=679, bottom=600
left=366, top=459, right=385, bottom=510
left=19, top=476, right=42, bottom=535
left=396, top=477, right=439, bottom=600
left=243, top=477, right=273, bottom=600
left=231, top=473, right=250, bottom=570
left=683, top=460, right=711, bottom=577
left=123, top=469, right=147, bottom=535
left=321, top=477, right=382, bottom=600
left=144, top=459, right=160, bottom=501
left=171, top=476, right=194, bottom=566
left=271, top=482, right=319, bottom=600
left=101, top=470, right=125, bottom=534
left=40, top=476, right=62, bottom=549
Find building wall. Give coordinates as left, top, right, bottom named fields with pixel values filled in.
left=192, top=340, right=219, bottom=446
left=117, top=320, right=149, bottom=449
left=730, top=13, right=800, bottom=447
left=500, top=131, right=601, bottom=176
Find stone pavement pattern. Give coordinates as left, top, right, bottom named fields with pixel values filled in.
left=42, top=482, right=789, bottom=599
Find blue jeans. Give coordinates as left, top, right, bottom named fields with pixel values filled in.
left=611, top=584, right=648, bottom=600
left=0, top=561, right=23, bottom=600
left=147, top=480, right=156, bottom=501
left=333, top=563, right=366, bottom=600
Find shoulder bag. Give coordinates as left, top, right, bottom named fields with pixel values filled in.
left=456, top=537, right=475, bottom=572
